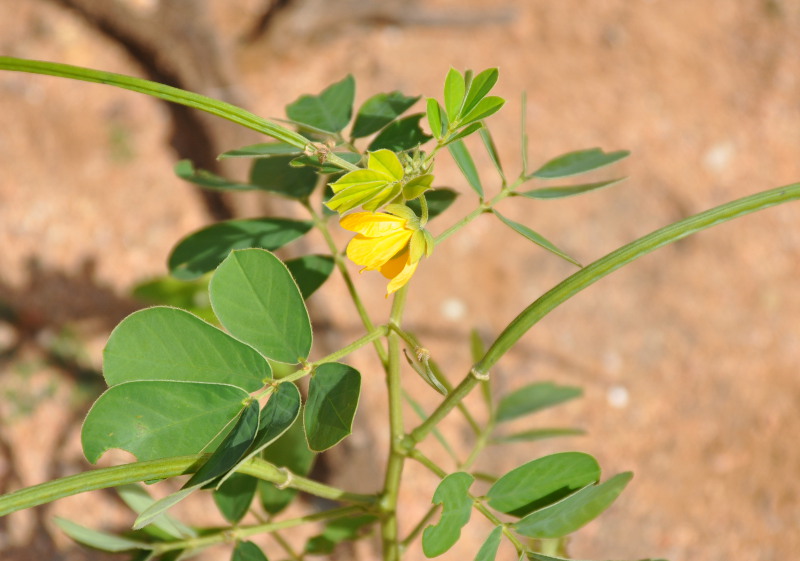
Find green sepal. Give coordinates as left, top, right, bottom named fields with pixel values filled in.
left=403, top=174, right=435, bottom=200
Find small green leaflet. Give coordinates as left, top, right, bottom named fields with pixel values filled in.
left=352, top=91, right=419, bottom=138
left=422, top=472, right=474, bottom=557
left=218, top=142, right=302, bottom=159
left=513, top=473, right=633, bottom=538
left=529, top=148, right=630, bottom=179
left=168, top=218, right=312, bottom=280
left=368, top=114, right=432, bottom=151
left=174, top=160, right=256, bottom=191
left=473, top=525, right=504, bottom=561
left=210, top=249, right=312, bottom=364
left=54, top=517, right=151, bottom=552
left=517, top=178, right=626, bottom=200
left=494, top=211, right=581, bottom=267
left=496, top=382, right=583, bottom=423
left=285, top=254, right=335, bottom=299
left=304, top=363, right=361, bottom=452
left=487, top=452, right=600, bottom=517
left=448, top=140, right=483, bottom=197
left=286, top=74, right=355, bottom=134
left=444, top=68, right=466, bottom=123
left=213, top=472, right=258, bottom=524
left=249, top=154, right=319, bottom=199
left=462, top=68, right=499, bottom=117
left=116, top=484, right=196, bottom=538
left=491, top=428, right=585, bottom=444
left=426, top=98, right=444, bottom=139
left=233, top=541, right=270, bottom=561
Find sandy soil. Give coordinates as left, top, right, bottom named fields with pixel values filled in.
left=1, top=1, right=799, bottom=560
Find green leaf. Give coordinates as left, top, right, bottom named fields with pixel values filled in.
left=133, top=400, right=259, bottom=529
left=249, top=154, right=319, bottom=199
left=259, top=416, right=316, bottom=514
left=233, top=541, right=269, bottom=561
left=213, top=472, right=258, bottom=524
left=183, top=400, right=260, bottom=488
left=444, top=68, right=466, bottom=122
left=222, top=382, right=302, bottom=483
left=448, top=140, right=483, bottom=197
left=491, top=428, right=585, bottom=444
left=426, top=98, right=444, bottom=139
left=368, top=114, right=432, bottom=151
left=517, top=178, right=626, bottom=199
left=494, top=211, right=581, bottom=267
left=513, top=472, right=633, bottom=538
left=175, top=160, right=256, bottom=191
left=219, top=142, right=302, bottom=159
left=103, top=307, right=270, bottom=392
left=369, top=149, right=405, bottom=180
left=406, top=189, right=458, bottom=221
left=82, top=381, right=248, bottom=463
left=480, top=127, right=505, bottom=181
left=530, top=148, right=630, bottom=179
left=169, top=218, right=312, bottom=280
left=352, top=91, right=420, bottom=138
left=473, top=525, right=504, bottom=561
left=54, top=517, right=151, bottom=552
left=210, top=249, right=312, bottom=364
left=117, top=484, right=196, bottom=538
left=0, top=57, right=310, bottom=148
left=462, top=68, right=499, bottom=117
left=285, top=255, right=335, bottom=299
left=305, top=515, right=378, bottom=555
left=422, top=472, right=474, bottom=557
left=304, top=363, right=361, bottom=452
left=487, top=452, right=601, bottom=518
left=496, top=382, right=583, bottom=423
left=460, top=96, right=505, bottom=126
left=286, top=75, right=355, bottom=134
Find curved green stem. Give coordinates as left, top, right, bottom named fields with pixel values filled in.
left=0, top=57, right=309, bottom=149
left=413, top=182, right=800, bottom=444
left=0, top=456, right=376, bottom=517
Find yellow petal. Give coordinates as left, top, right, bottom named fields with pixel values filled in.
left=384, top=258, right=418, bottom=295
left=346, top=230, right=413, bottom=269
left=340, top=212, right=407, bottom=237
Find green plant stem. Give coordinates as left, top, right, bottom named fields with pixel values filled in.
left=387, top=323, right=481, bottom=435
left=380, top=285, right=410, bottom=561
left=434, top=180, right=520, bottom=245
left=0, top=456, right=375, bottom=517
left=151, top=505, right=366, bottom=555
left=0, top=57, right=309, bottom=149
left=412, top=181, right=800, bottom=445
left=276, top=324, right=389, bottom=386
left=306, top=202, right=388, bottom=366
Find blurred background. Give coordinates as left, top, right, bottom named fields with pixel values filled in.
left=1, top=1, right=799, bottom=560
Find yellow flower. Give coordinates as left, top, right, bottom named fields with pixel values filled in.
left=340, top=205, right=434, bottom=295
